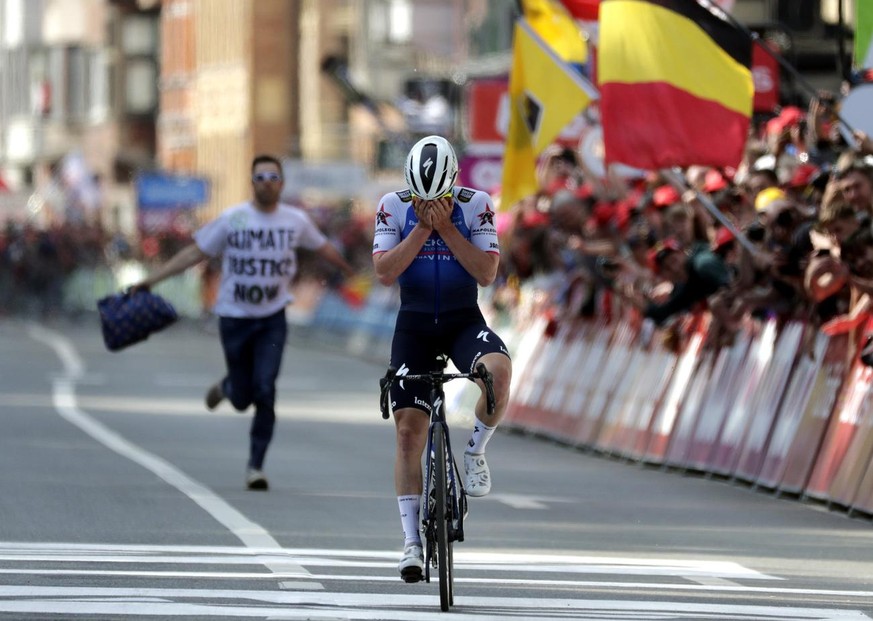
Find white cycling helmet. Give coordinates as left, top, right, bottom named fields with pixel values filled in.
left=404, top=135, right=458, bottom=200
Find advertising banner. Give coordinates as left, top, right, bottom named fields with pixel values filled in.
left=777, top=334, right=849, bottom=496
left=624, top=347, right=677, bottom=461
left=644, top=331, right=705, bottom=464
left=545, top=323, right=600, bottom=442
left=733, top=321, right=804, bottom=482
left=664, top=352, right=715, bottom=468
left=586, top=323, right=638, bottom=450
left=685, top=336, right=750, bottom=471
left=566, top=326, right=614, bottom=446
left=756, top=330, right=827, bottom=490
left=709, top=320, right=778, bottom=476
left=805, top=360, right=873, bottom=501
left=821, top=362, right=873, bottom=508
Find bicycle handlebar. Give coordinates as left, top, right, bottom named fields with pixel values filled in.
left=379, top=363, right=496, bottom=420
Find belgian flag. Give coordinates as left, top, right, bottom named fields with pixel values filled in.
left=598, top=0, right=753, bottom=171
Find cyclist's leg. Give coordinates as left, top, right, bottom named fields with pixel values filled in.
left=450, top=319, right=513, bottom=426
left=472, top=351, right=512, bottom=424
left=390, top=319, right=438, bottom=580
left=395, top=407, right=428, bottom=543
left=450, top=319, right=512, bottom=497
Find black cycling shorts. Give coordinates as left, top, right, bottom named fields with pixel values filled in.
left=389, top=307, right=510, bottom=414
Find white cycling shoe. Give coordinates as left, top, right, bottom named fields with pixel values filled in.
left=398, top=543, right=424, bottom=583
left=464, top=451, right=491, bottom=497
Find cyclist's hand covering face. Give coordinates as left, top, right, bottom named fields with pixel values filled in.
left=426, top=196, right=454, bottom=233
left=412, top=197, right=433, bottom=230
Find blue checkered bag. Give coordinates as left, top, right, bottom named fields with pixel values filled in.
left=97, top=290, right=178, bottom=352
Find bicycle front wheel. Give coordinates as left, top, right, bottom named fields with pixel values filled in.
left=433, top=424, right=453, bottom=611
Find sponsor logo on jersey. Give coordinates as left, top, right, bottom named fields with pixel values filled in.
left=396, top=189, right=413, bottom=202
left=458, top=188, right=476, bottom=203
left=477, top=330, right=490, bottom=343
left=414, top=397, right=433, bottom=413
left=477, top=205, right=495, bottom=227
left=375, top=205, right=392, bottom=226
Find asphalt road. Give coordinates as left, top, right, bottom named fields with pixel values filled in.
left=2, top=315, right=873, bottom=620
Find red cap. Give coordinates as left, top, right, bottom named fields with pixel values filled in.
left=767, top=106, right=805, bottom=135
left=652, top=185, right=681, bottom=208
left=712, top=227, right=735, bottom=250
left=592, top=201, right=615, bottom=227
left=703, top=169, right=728, bottom=193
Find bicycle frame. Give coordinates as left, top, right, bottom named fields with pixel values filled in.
left=421, top=374, right=465, bottom=551
left=380, top=358, right=495, bottom=612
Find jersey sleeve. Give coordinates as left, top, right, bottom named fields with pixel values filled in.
left=372, top=194, right=403, bottom=255
left=469, top=192, right=500, bottom=255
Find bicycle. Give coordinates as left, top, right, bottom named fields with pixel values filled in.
left=379, top=356, right=496, bottom=612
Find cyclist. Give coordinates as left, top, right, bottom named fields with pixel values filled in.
left=372, top=135, right=512, bottom=582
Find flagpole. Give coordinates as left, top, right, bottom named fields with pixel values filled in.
left=697, top=0, right=859, bottom=136
left=660, top=168, right=761, bottom=256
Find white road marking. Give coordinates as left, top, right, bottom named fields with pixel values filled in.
left=488, top=493, right=571, bottom=509
left=1, top=543, right=871, bottom=617
left=0, top=586, right=868, bottom=620
left=0, top=542, right=776, bottom=580
left=24, top=325, right=312, bottom=580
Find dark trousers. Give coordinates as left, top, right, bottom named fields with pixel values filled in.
left=218, top=309, right=287, bottom=470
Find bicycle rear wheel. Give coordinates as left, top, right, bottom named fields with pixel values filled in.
left=433, top=424, right=453, bottom=611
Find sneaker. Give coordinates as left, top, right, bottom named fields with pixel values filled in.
left=398, top=543, right=424, bottom=583
left=464, top=451, right=491, bottom=497
left=205, top=380, right=225, bottom=410
left=246, top=468, right=269, bottom=491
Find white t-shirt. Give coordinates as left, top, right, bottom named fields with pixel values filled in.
left=194, top=202, right=327, bottom=318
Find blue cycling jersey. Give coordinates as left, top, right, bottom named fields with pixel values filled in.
left=372, top=186, right=500, bottom=316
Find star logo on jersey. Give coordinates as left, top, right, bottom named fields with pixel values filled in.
left=477, top=205, right=495, bottom=227
left=375, top=205, right=391, bottom=226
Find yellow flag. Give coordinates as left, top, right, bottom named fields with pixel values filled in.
left=522, top=0, right=587, bottom=64
left=500, top=19, right=598, bottom=211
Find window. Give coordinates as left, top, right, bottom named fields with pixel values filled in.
left=125, top=58, right=156, bottom=114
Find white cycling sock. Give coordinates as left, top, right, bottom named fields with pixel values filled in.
left=466, top=417, right=496, bottom=455
left=398, top=495, right=421, bottom=546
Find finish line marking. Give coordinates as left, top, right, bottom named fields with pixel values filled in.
left=0, top=586, right=869, bottom=620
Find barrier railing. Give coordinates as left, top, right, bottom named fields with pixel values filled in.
left=500, top=298, right=873, bottom=520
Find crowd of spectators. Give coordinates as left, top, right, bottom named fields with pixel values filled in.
left=495, top=89, right=873, bottom=356
left=0, top=221, right=110, bottom=318
left=0, top=201, right=375, bottom=319
left=6, top=87, right=873, bottom=353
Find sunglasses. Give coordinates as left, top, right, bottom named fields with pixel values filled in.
left=252, top=173, right=282, bottom=183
